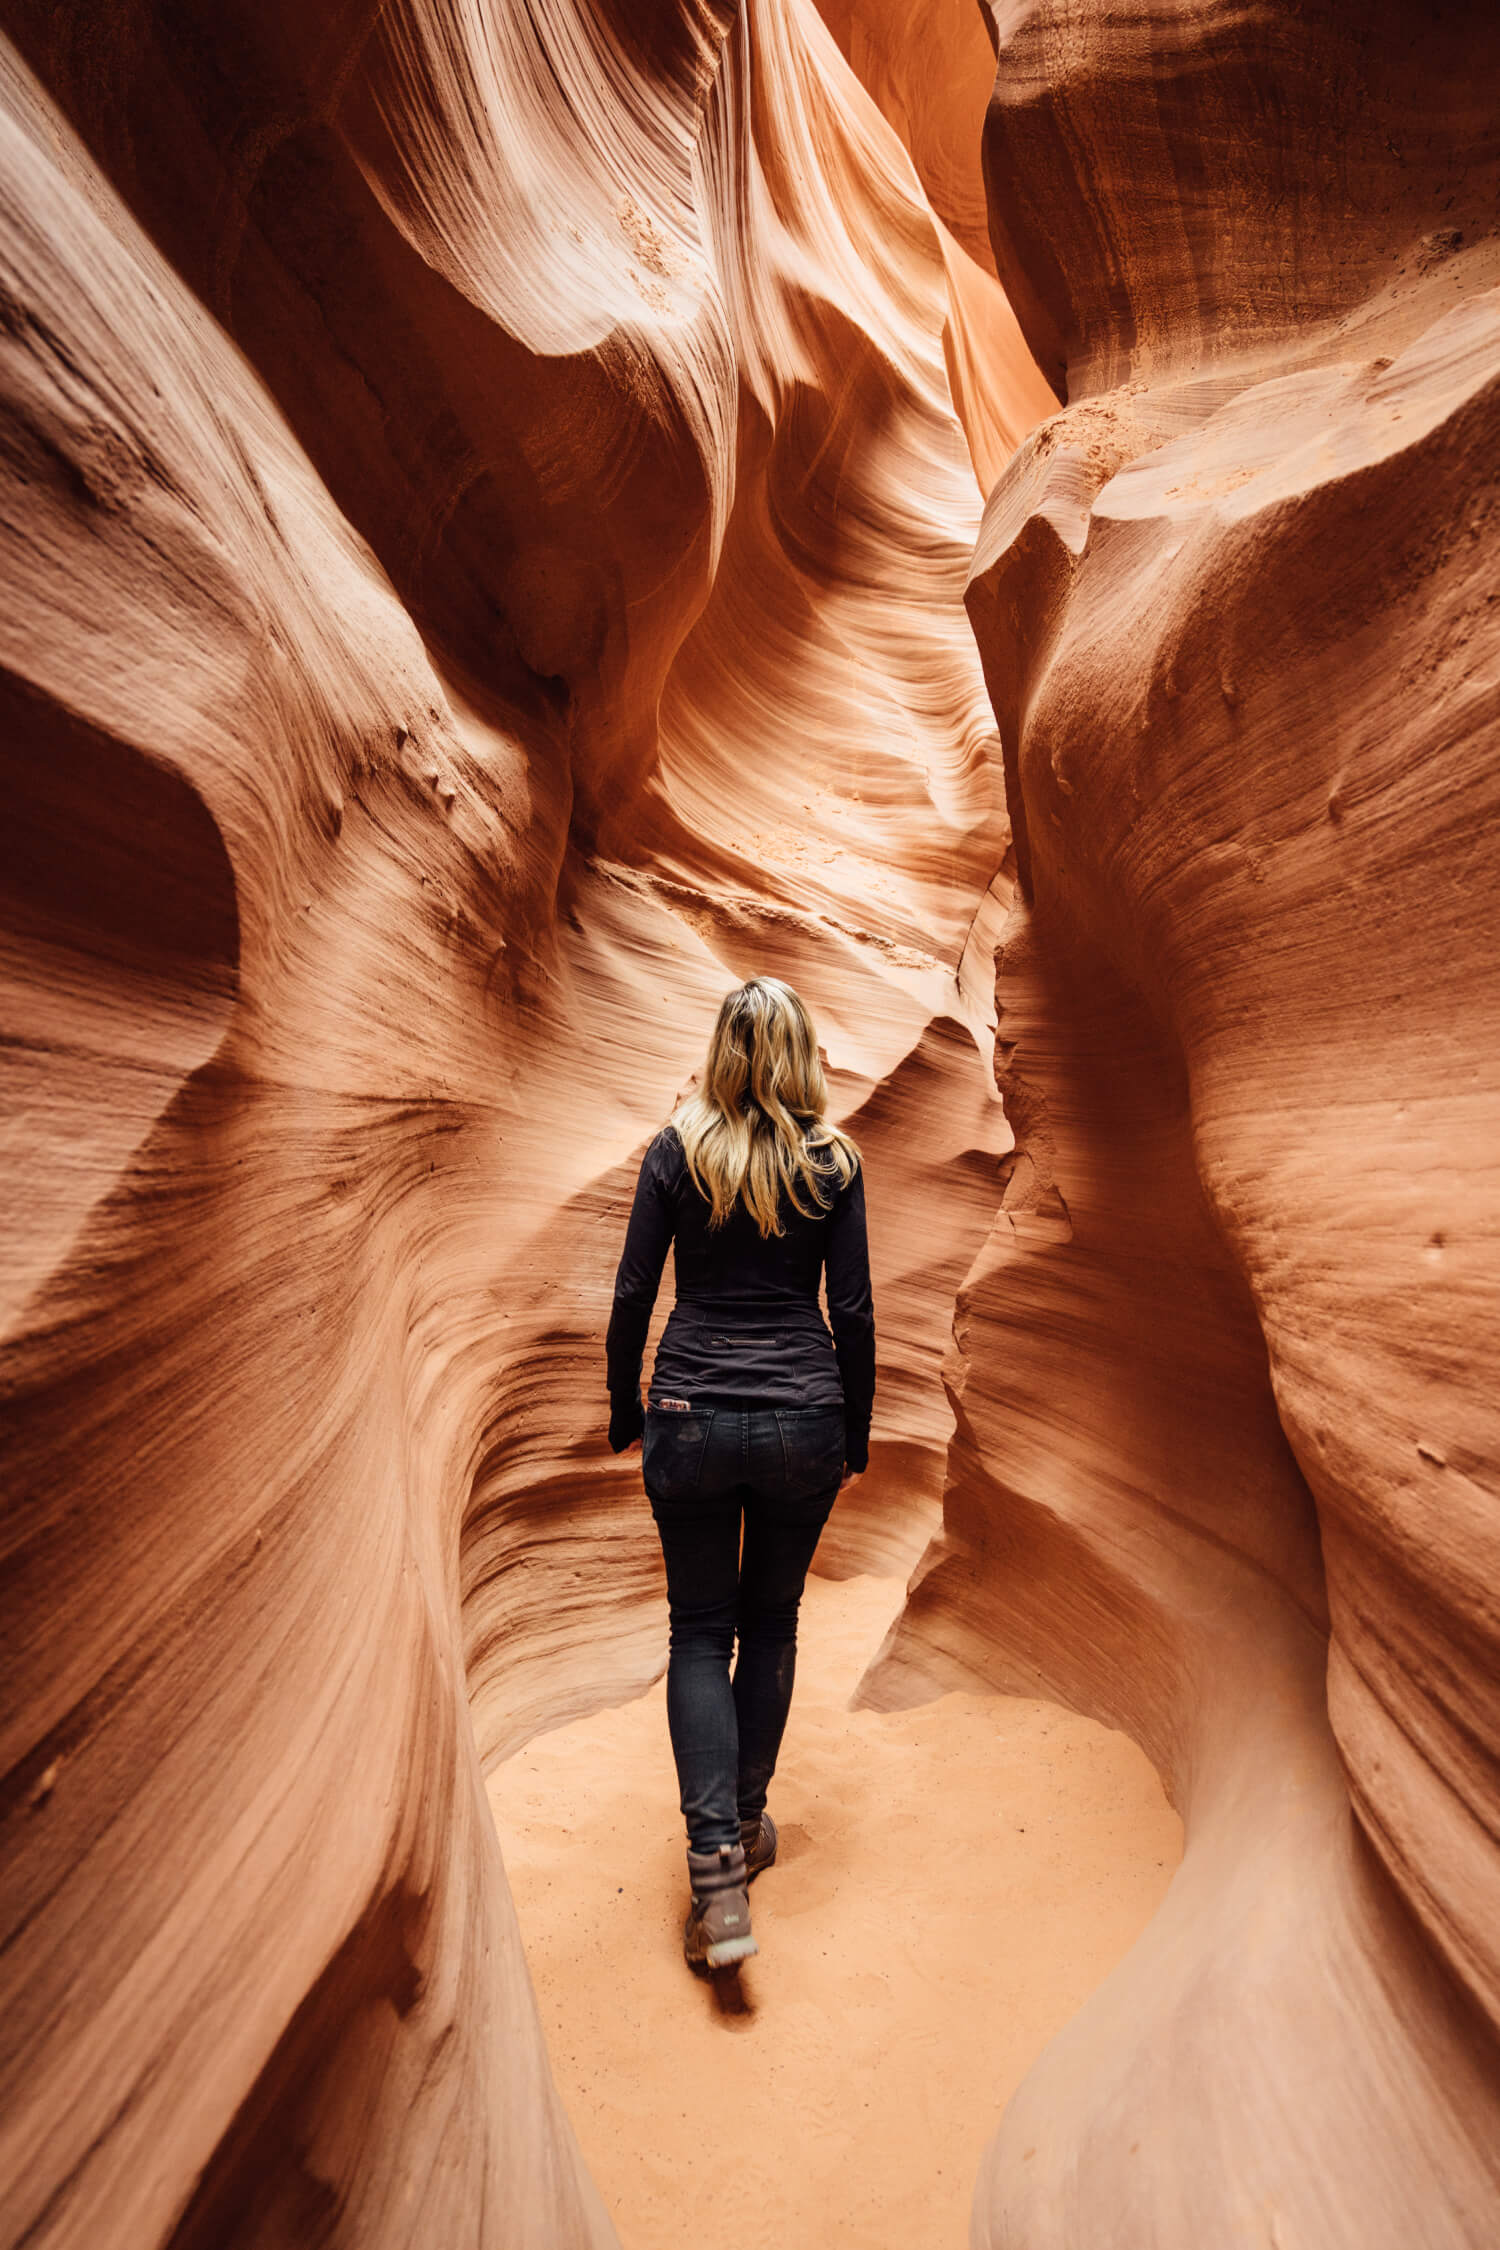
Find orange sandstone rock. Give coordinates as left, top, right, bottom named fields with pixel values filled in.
left=870, top=1, right=1500, bottom=2242
left=0, top=8, right=1046, bottom=2247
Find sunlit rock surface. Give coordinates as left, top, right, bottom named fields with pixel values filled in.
left=0, top=4, right=1046, bottom=2244
left=3, top=0, right=1499, bottom=2246
left=813, top=0, right=997, bottom=276
left=867, top=1, right=1500, bottom=2244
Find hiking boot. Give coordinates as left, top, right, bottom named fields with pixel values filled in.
left=683, top=1843, right=757, bottom=1970
left=739, top=1810, right=778, bottom=1882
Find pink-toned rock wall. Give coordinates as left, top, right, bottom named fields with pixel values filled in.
left=813, top=0, right=998, bottom=277
left=810, top=0, right=1059, bottom=488
left=868, top=1, right=1500, bottom=2242
left=5, top=0, right=1498, bottom=2244
left=0, top=5, right=1045, bottom=2244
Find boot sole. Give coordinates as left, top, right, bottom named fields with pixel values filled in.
left=703, top=1932, right=758, bottom=1970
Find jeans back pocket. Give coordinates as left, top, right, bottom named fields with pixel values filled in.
left=642, top=1407, right=715, bottom=1503
left=773, top=1406, right=845, bottom=1502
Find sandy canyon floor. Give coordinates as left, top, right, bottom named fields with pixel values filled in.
left=488, top=1572, right=1183, bottom=2249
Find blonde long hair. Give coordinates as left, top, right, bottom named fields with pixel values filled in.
left=672, top=978, right=858, bottom=1237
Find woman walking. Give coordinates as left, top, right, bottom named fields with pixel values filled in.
left=606, top=977, right=875, bottom=1969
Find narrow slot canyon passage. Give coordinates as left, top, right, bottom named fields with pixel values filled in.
left=2, top=2, right=1498, bottom=2248
left=488, top=1572, right=1181, bottom=2250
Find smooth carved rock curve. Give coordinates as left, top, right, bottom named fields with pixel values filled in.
left=3, top=0, right=1499, bottom=2246
left=0, top=5, right=1046, bottom=2245
left=867, top=2, right=1500, bottom=2244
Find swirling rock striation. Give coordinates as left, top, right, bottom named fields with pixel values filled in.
left=813, top=0, right=998, bottom=277
left=7, top=0, right=1494, bottom=2243
left=0, top=5, right=1047, bottom=2247
left=868, top=2, right=1500, bottom=2244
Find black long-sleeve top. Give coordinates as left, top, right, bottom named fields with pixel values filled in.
left=605, top=1127, right=876, bottom=1471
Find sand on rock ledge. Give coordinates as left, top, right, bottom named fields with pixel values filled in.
left=488, top=1572, right=1182, bottom=2249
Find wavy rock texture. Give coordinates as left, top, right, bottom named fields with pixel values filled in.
left=6, top=0, right=1499, bottom=2246
left=867, top=1, right=1500, bottom=2244
left=813, top=0, right=995, bottom=273
left=811, top=0, right=1058, bottom=488
left=0, top=5, right=1051, bottom=2246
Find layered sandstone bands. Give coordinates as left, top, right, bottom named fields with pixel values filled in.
left=869, top=1, right=1500, bottom=2243
left=0, top=5, right=1039, bottom=2245
left=3, top=1, right=1498, bottom=2248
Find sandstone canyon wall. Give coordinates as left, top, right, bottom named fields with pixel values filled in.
left=0, top=4, right=1048, bottom=2245
left=864, top=1, right=1500, bottom=2245
left=2, top=3, right=1499, bottom=2250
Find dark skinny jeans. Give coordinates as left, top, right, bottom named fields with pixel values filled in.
left=643, top=1403, right=844, bottom=1853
